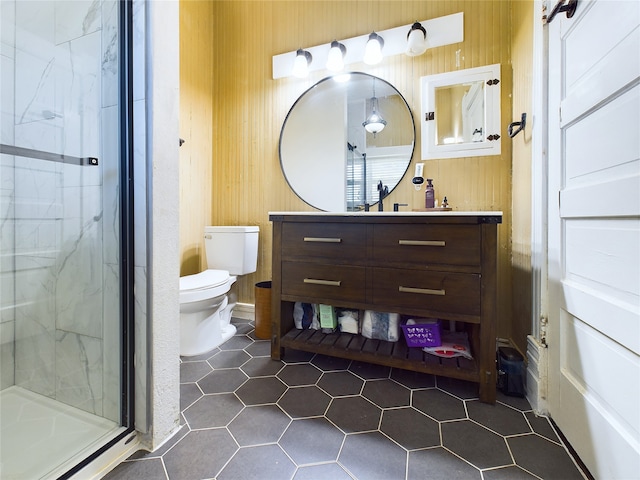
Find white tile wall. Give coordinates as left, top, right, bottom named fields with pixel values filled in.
left=0, top=0, right=123, bottom=422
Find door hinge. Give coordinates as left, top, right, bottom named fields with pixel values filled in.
left=486, top=79, right=500, bottom=86
left=425, top=112, right=435, bottom=121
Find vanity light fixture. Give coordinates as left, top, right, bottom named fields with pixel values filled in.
left=406, top=21, right=427, bottom=56
left=363, top=32, right=384, bottom=65
left=362, top=79, right=387, bottom=136
left=326, top=40, right=346, bottom=71
left=292, top=48, right=313, bottom=78
left=272, top=13, right=464, bottom=79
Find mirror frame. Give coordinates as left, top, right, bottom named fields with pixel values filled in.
left=279, top=73, right=415, bottom=211
left=420, top=63, right=501, bottom=160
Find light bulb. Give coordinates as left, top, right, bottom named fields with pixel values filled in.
left=363, top=33, right=384, bottom=65
left=292, top=49, right=312, bottom=78
left=406, top=22, right=427, bottom=56
left=326, top=40, right=346, bottom=72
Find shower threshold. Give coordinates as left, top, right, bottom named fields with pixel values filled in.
left=0, top=386, right=122, bottom=479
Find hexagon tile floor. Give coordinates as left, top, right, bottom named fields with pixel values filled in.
left=104, top=318, right=588, bottom=480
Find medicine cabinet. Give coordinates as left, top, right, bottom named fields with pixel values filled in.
left=421, top=63, right=501, bottom=160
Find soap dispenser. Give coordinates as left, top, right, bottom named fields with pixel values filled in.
left=425, top=179, right=435, bottom=208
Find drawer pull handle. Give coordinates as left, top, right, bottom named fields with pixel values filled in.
left=304, top=237, right=342, bottom=243
left=399, top=240, right=446, bottom=247
left=304, top=278, right=342, bottom=287
left=399, top=286, right=445, bottom=296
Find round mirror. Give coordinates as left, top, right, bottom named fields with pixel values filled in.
left=279, top=73, right=415, bottom=212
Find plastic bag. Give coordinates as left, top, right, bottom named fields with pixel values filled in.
left=337, top=309, right=359, bottom=334
left=293, top=302, right=319, bottom=330
left=422, top=331, right=473, bottom=359
left=361, top=310, right=400, bottom=342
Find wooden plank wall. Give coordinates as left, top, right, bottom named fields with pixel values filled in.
left=510, top=0, right=534, bottom=353
left=179, top=0, right=214, bottom=276
left=180, top=0, right=520, bottom=340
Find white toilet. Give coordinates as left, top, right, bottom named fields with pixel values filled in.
left=179, top=226, right=259, bottom=356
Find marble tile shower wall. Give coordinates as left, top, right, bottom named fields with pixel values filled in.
left=0, top=0, right=17, bottom=392
left=0, top=0, right=122, bottom=423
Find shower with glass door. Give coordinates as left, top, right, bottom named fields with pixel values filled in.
left=0, top=0, right=134, bottom=478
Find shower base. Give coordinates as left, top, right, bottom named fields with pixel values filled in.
left=0, top=386, right=121, bottom=479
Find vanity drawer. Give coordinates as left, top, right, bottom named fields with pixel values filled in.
left=369, top=267, right=480, bottom=316
left=281, top=223, right=366, bottom=262
left=372, top=224, right=481, bottom=268
left=282, top=261, right=366, bottom=303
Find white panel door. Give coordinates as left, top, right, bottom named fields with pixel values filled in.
left=547, top=0, right=640, bottom=478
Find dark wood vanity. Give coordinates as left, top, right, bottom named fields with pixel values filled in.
left=269, top=212, right=502, bottom=403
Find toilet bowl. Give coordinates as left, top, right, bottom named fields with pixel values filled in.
left=179, top=226, right=259, bottom=356
left=179, top=269, right=236, bottom=356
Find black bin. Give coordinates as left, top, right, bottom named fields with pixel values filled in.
left=497, top=346, right=525, bottom=397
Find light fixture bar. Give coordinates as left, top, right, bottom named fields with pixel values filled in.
left=272, top=12, right=463, bottom=79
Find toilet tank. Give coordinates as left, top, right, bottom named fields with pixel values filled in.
left=204, top=226, right=259, bottom=275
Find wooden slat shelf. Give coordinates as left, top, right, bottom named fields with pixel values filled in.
left=280, top=329, right=479, bottom=383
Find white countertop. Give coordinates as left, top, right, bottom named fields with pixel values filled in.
left=268, top=211, right=503, bottom=217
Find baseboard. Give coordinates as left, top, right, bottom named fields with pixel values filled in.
left=233, top=302, right=255, bottom=321
left=526, top=334, right=548, bottom=414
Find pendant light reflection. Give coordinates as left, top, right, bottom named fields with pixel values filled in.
left=363, top=32, right=384, bottom=65
left=362, top=79, right=387, bottom=137
left=292, top=49, right=312, bottom=78
left=406, top=21, right=427, bottom=56
left=326, top=40, right=346, bottom=72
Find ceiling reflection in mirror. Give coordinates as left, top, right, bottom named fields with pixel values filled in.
left=279, top=73, right=415, bottom=212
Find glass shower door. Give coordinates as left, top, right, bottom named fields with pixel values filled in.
left=0, top=0, right=130, bottom=477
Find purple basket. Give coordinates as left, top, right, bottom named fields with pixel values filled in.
left=401, top=320, right=442, bottom=347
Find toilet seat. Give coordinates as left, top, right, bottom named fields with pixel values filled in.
left=180, top=269, right=231, bottom=304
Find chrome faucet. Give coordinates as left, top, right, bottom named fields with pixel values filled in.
left=377, top=181, right=389, bottom=211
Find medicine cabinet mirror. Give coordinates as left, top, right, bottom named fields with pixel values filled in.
left=279, top=73, right=414, bottom=212
left=421, top=63, right=501, bottom=160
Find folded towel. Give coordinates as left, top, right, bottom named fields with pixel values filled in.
left=361, top=310, right=399, bottom=342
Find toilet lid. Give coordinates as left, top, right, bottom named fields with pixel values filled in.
left=180, top=269, right=230, bottom=292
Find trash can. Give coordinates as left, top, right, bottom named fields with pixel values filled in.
left=497, top=346, right=525, bottom=397
left=254, top=281, right=272, bottom=340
